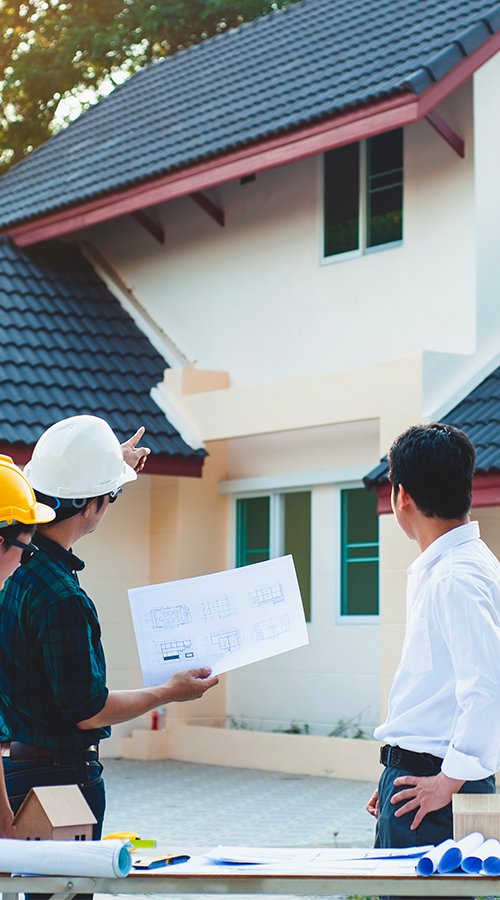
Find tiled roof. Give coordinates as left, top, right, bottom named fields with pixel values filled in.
left=0, top=236, right=205, bottom=462
left=441, top=367, right=500, bottom=472
left=0, top=0, right=500, bottom=228
left=363, top=366, right=500, bottom=487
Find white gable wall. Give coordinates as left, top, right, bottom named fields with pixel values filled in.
left=81, top=83, right=475, bottom=391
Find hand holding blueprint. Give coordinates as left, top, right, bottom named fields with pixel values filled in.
left=128, top=556, right=309, bottom=685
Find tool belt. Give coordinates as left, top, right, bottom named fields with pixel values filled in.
left=380, top=744, right=443, bottom=776
left=5, top=741, right=98, bottom=761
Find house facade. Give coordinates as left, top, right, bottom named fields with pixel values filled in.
left=1, top=0, right=500, bottom=769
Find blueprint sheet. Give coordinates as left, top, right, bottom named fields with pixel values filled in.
left=128, top=555, right=309, bottom=685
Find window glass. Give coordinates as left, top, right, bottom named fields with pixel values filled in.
left=236, top=497, right=270, bottom=567
left=341, top=488, right=379, bottom=616
left=324, top=142, right=359, bottom=257
left=367, top=129, right=403, bottom=248
left=284, top=491, right=311, bottom=622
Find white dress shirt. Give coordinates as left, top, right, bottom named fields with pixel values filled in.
left=374, top=521, right=500, bottom=781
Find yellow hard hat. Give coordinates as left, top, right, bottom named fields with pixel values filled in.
left=0, top=455, right=55, bottom=526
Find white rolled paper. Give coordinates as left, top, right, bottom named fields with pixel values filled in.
left=462, top=838, right=500, bottom=874
left=455, top=832, right=484, bottom=857
left=0, top=838, right=131, bottom=876
left=417, top=839, right=457, bottom=876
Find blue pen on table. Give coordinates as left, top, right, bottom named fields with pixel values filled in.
left=133, top=855, right=191, bottom=869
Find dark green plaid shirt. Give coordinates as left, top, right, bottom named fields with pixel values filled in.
left=0, top=534, right=110, bottom=750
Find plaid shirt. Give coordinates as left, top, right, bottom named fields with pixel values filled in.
left=0, top=534, right=110, bottom=750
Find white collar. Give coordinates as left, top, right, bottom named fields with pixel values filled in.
left=408, top=521, right=480, bottom=575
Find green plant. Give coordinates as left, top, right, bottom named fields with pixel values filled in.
left=226, top=715, right=252, bottom=730
left=273, top=721, right=310, bottom=735
left=328, top=708, right=369, bottom=740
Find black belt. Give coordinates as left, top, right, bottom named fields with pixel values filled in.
left=8, top=741, right=98, bottom=761
left=380, top=744, right=443, bottom=776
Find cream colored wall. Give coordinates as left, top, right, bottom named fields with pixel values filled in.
left=75, top=85, right=475, bottom=393
left=471, top=507, right=500, bottom=559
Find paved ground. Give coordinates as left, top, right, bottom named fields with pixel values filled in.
left=96, top=758, right=378, bottom=900
left=102, top=759, right=377, bottom=848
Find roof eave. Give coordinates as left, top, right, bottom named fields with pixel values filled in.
left=5, top=24, right=500, bottom=248
left=0, top=441, right=204, bottom=477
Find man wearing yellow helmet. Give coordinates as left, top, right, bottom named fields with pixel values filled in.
left=0, top=456, right=54, bottom=836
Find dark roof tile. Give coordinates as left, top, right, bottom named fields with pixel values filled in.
left=0, top=236, right=205, bottom=462
left=364, top=363, right=500, bottom=487
left=0, top=0, right=499, bottom=228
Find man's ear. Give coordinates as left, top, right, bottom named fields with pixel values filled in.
left=398, top=485, right=414, bottom=510
left=81, top=499, right=97, bottom=519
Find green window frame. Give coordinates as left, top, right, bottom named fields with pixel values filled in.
left=323, top=128, right=403, bottom=260
left=340, top=487, right=379, bottom=617
left=236, top=492, right=311, bottom=622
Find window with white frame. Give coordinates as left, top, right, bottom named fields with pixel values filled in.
left=340, top=487, right=379, bottom=616
left=323, top=128, right=403, bottom=261
left=236, top=492, right=311, bottom=621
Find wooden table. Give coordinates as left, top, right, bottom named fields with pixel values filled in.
left=1, top=869, right=500, bottom=899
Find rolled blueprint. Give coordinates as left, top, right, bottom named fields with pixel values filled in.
left=417, top=839, right=456, bottom=876
left=438, top=832, right=484, bottom=873
left=0, top=838, right=131, bottom=876
left=417, top=832, right=485, bottom=876
left=462, top=838, right=500, bottom=874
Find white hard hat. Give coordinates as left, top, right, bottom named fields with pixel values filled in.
left=24, top=415, right=137, bottom=500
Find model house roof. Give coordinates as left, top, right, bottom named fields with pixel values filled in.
left=0, top=0, right=500, bottom=232
left=363, top=365, right=500, bottom=488
left=0, top=236, right=205, bottom=472
left=15, top=785, right=97, bottom=827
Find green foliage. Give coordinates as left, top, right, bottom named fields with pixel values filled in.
left=274, top=721, right=310, bottom=735
left=226, top=715, right=252, bottom=730
left=328, top=708, right=369, bottom=740
left=0, top=0, right=295, bottom=172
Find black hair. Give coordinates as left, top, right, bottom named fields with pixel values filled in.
left=0, top=522, right=35, bottom=549
left=388, top=423, right=475, bottom=520
left=34, top=492, right=107, bottom=526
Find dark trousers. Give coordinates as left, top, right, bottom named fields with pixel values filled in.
left=3, top=749, right=105, bottom=900
left=375, top=761, right=495, bottom=900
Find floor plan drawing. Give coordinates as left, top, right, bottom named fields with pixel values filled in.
left=145, top=605, right=192, bottom=629
left=154, top=638, right=197, bottom=664
left=253, top=614, right=293, bottom=641
left=249, top=582, right=285, bottom=608
left=129, top=555, right=308, bottom=685
left=199, top=597, right=236, bottom=619
left=205, top=628, right=243, bottom=655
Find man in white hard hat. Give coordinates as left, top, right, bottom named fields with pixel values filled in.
left=0, top=416, right=218, bottom=839
left=0, top=456, right=55, bottom=837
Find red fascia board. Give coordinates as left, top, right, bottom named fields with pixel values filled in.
left=8, top=92, right=418, bottom=247
left=376, top=470, right=500, bottom=514
left=0, top=441, right=203, bottom=478
left=0, top=442, right=35, bottom=466
left=7, top=26, right=500, bottom=248
left=142, top=454, right=204, bottom=477
left=375, top=483, right=392, bottom=515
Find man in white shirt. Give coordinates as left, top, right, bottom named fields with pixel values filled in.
left=367, top=423, right=500, bottom=850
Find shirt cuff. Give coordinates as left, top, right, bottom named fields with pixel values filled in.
left=442, top=744, right=497, bottom=781
left=63, top=687, right=109, bottom=726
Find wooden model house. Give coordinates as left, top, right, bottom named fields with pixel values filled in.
left=14, top=785, right=96, bottom=841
